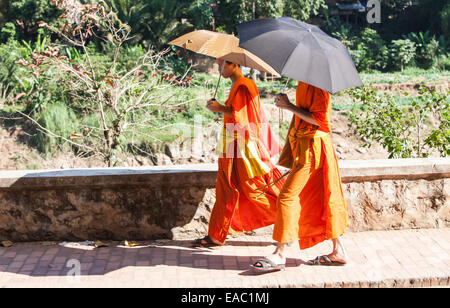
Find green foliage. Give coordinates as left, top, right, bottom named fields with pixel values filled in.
left=359, top=68, right=449, bottom=85
left=436, top=55, right=450, bottom=71
left=0, top=21, right=16, bottom=42
left=349, top=86, right=450, bottom=158
left=322, top=17, right=354, bottom=48
left=15, top=31, right=58, bottom=112
left=0, top=37, right=31, bottom=96
left=163, top=46, right=192, bottom=77
left=19, top=0, right=208, bottom=166
left=213, top=0, right=282, bottom=34
left=186, top=0, right=215, bottom=30
left=437, top=35, right=450, bottom=56
left=282, top=0, right=326, bottom=21
left=101, top=0, right=154, bottom=45
left=389, top=39, right=416, bottom=71
left=32, top=101, right=79, bottom=154
left=425, top=104, right=450, bottom=156
left=403, top=31, right=439, bottom=69
left=326, top=24, right=450, bottom=73
left=2, top=0, right=450, bottom=166
left=422, top=88, right=450, bottom=156
left=353, top=28, right=389, bottom=72
left=213, top=0, right=323, bottom=34
left=139, top=0, right=192, bottom=49
left=7, top=0, right=62, bottom=40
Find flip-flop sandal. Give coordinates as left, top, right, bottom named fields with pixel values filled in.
left=306, top=255, right=346, bottom=266
left=192, top=235, right=221, bottom=248
left=250, top=257, right=286, bottom=272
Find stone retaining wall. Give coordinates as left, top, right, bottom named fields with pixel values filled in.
left=0, top=159, right=449, bottom=242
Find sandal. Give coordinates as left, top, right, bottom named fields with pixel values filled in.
left=306, top=255, right=346, bottom=266
left=192, top=235, right=221, bottom=248
left=250, top=257, right=286, bottom=272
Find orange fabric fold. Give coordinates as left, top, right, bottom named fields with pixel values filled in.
left=208, top=77, right=285, bottom=244
left=274, top=81, right=348, bottom=250
left=209, top=157, right=284, bottom=243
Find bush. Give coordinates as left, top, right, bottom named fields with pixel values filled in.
left=0, top=38, right=30, bottom=97
left=403, top=31, right=439, bottom=69
left=436, top=55, right=450, bottom=71
left=349, top=86, right=450, bottom=158
left=352, top=28, right=389, bottom=72
left=0, top=22, right=17, bottom=43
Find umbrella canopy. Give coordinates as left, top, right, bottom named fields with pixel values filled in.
left=168, top=30, right=280, bottom=76
left=237, top=17, right=363, bottom=94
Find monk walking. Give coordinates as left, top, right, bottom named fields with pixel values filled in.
left=194, top=59, right=285, bottom=247
left=252, top=81, right=349, bottom=270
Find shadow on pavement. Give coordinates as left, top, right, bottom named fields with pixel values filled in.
left=0, top=240, right=309, bottom=278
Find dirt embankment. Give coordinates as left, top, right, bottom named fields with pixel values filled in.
left=2, top=79, right=448, bottom=170
left=0, top=110, right=388, bottom=171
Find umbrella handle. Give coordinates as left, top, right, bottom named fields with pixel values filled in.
left=213, top=61, right=226, bottom=100
left=278, top=78, right=290, bottom=131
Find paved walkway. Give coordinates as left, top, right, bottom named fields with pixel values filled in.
left=0, top=228, right=449, bottom=288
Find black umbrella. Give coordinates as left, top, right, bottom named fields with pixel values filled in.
left=237, top=17, right=363, bottom=94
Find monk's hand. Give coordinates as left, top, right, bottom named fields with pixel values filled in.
left=275, top=93, right=292, bottom=110
left=206, top=99, right=222, bottom=113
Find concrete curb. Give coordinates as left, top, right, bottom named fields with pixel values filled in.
left=0, top=158, right=449, bottom=190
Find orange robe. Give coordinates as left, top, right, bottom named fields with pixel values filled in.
left=274, top=81, right=348, bottom=249
left=208, top=77, right=285, bottom=244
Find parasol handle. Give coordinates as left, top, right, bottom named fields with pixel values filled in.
left=212, top=61, right=226, bottom=100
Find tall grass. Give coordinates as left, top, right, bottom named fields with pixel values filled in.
left=32, top=102, right=79, bottom=154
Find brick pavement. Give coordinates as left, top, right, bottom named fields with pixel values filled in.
left=0, top=228, right=449, bottom=288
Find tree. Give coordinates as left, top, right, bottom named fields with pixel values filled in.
left=213, top=0, right=284, bottom=34
left=389, top=39, right=416, bottom=71
left=282, top=0, right=326, bottom=22
left=214, top=0, right=327, bottom=32
left=20, top=0, right=191, bottom=166
left=143, top=0, right=193, bottom=48
left=101, top=0, right=151, bottom=44
left=101, top=0, right=193, bottom=48
left=353, top=28, right=389, bottom=72
left=7, top=0, right=62, bottom=40
left=185, top=0, right=215, bottom=31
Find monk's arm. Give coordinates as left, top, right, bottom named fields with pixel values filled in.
left=206, top=99, right=233, bottom=117
left=275, top=94, right=319, bottom=126
left=286, top=104, right=318, bottom=126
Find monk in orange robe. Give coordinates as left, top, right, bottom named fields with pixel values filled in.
left=252, top=81, right=348, bottom=270
left=194, top=59, right=285, bottom=247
